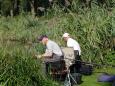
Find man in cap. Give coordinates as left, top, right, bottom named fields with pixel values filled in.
left=36, top=35, right=64, bottom=73
left=62, top=33, right=82, bottom=73
left=37, top=35, right=63, bottom=60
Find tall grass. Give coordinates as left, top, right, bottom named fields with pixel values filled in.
left=0, top=3, right=114, bottom=86
left=0, top=5, right=114, bottom=62
left=0, top=42, right=60, bottom=86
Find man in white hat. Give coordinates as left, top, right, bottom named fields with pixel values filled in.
left=62, top=33, right=82, bottom=73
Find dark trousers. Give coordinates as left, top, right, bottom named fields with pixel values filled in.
left=70, top=50, right=82, bottom=73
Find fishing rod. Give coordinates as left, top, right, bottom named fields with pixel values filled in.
left=64, top=58, right=115, bottom=68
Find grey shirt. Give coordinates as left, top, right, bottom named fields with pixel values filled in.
left=45, top=40, right=63, bottom=57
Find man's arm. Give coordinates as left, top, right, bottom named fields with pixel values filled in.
left=33, top=49, right=53, bottom=59
left=42, top=49, right=53, bottom=57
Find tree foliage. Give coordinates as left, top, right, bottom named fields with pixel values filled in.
left=0, top=0, right=113, bottom=16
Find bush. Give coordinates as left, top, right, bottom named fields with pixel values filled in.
left=0, top=45, right=60, bottom=86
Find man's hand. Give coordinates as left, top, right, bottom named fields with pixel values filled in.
left=32, top=54, right=43, bottom=59
left=36, top=55, right=42, bottom=59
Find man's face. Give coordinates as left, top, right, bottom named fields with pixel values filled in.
left=41, top=37, right=48, bottom=45
left=63, top=37, right=68, bottom=42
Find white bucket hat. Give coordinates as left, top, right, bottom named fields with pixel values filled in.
left=62, top=33, right=70, bottom=38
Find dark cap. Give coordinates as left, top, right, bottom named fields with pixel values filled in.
left=38, top=35, right=48, bottom=41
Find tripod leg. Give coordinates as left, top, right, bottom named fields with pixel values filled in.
left=69, top=73, right=77, bottom=85
left=64, top=73, right=71, bottom=86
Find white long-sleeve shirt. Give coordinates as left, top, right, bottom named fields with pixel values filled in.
left=67, top=38, right=81, bottom=55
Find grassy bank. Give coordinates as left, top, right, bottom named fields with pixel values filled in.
left=81, top=67, right=115, bottom=86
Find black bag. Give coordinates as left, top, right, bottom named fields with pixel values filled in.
left=80, top=64, right=93, bottom=75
